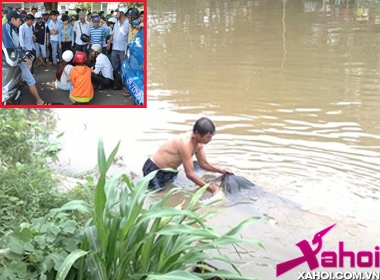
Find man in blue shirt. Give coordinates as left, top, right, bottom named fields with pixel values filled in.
left=2, top=11, right=56, bottom=105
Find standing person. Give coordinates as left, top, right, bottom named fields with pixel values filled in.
left=126, top=8, right=140, bottom=43
left=2, top=6, right=13, bottom=24
left=55, top=50, right=74, bottom=91
left=48, top=10, right=61, bottom=67
left=42, top=12, right=52, bottom=65
left=107, top=6, right=129, bottom=73
left=69, top=52, right=94, bottom=104
left=75, top=8, right=81, bottom=20
left=2, top=11, right=56, bottom=105
left=19, top=14, right=37, bottom=76
left=58, top=15, right=74, bottom=54
left=73, top=12, right=90, bottom=57
left=30, top=7, right=37, bottom=17
left=86, top=12, right=92, bottom=26
left=105, top=17, right=116, bottom=60
left=88, top=16, right=105, bottom=66
left=99, top=11, right=105, bottom=21
left=42, top=12, right=51, bottom=25
left=142, top=117, right=232, bottom=193
left=33, top=12, right=49, bottom=67
left=90, top=44, right=114, bottom=90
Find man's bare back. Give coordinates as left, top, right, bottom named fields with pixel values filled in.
left=151, top=132, right=200, bottom=169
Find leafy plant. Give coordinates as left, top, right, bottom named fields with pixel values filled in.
left=57, top=139, right=262, bottom=280
left=0, top=109, right=65, bottom=234
left=0, top=210, right=84, bottom=280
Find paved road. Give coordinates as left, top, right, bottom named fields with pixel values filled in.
left=20, top=64, right=135, bottom=106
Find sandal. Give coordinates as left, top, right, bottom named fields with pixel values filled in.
left=122, top=92, right=131, bottom=97
left=36, top=101, right=64, bottom=105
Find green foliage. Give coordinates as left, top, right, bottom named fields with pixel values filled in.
left=0, top=109, right=65, bottom=234
left=0, top=211, right=84, bottom=280
left=74, top=3, right=91, bottom=12
left=56, top=139, right=262, bottom=280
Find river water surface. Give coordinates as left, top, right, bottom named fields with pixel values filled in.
left=55, top=0, right=380, bottom=279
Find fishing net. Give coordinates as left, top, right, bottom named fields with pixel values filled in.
left=212, top=173, right=256, bottom=194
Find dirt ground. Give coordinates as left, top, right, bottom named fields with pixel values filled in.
left=19, top=63, right=136, bottom=106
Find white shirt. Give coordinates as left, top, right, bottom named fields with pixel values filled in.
left=19, top=23, right=35, bottom=50
left=56, top=64, right=74, bottom=90
left=112, top=18, right=129, bottom=51
left=93, top=53, right=114, bottom=80
left=48, top=20, right=61, bottom=41
left=74, top=20, right=90, bottom=45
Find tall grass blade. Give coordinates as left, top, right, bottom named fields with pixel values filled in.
left=146, top=271, right=203, bottom=280
left=55, top=249, right=88, bottom=280
left=54, top=200, right=91, bottom=214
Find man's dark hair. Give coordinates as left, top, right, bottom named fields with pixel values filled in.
left=193, top=117, right=215, bottom=135
left=76, top=8, right=81, bottom=14
left=61, top=15, right=69, bottom=22
left=111, top=10, right=114, bottom=14
left=26, top=14, right=35, bottom=21
left=31, top=7, right=37, bottom=11
left=99, top=11, right=104, bottom=16
left=50, top=10, right=58, bottom=16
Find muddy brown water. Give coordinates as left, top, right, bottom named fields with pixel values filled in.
left=54, top=0, right=380, bottom=279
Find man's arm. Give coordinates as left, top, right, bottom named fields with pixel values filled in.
left=195, top=146, right=226, bottom=173
left=2, top=23, right=26, bottom=57
left=179, top=143, right=206, bottom=187
left=179, top=142, right=219, bottom=194
left=107, top=33, right=114, bottom=50
left=19, top=25, right=26, bottom=49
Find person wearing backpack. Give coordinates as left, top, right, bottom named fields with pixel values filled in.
left=90, top=44, right=114, bottom=90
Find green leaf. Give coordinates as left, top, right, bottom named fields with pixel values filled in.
left=84, top=225, right=100, bottom=253
left=55, top=249, right=88, bottom=280
left=8, top=237, right=25, bottom=255
left=224, top=216, right=261, bottom=237
left=105, top=141, right=120, bottom=173
left=97, top=138, right=106, bottom=176
left=55, top=200, right=91, bottom=214
left=146, top=271, right=202, bottom=280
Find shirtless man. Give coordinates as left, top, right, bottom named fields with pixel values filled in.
left=142, top=117, right=231, bottom=194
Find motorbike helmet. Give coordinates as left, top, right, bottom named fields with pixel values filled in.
left=132, top=19, right=141, bottom=27
left=4, top=6, right=13, bottom=13
left=62, top=50, right=73, bottom=62
left=35, top=12, right=42, bottom=19
left=91, top=44, right=102, bottom=53
left=107, top=17, right=117, bottom=24
left=116, top=6, right=128, bottom=15
left=127, top=7, right=139, bottom=20
left=74, top=51, right=87, bottom=63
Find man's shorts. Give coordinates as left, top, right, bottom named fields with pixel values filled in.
left=20, top=62, right=36, bottom=86
left=142, top=158, right=177, bottom=191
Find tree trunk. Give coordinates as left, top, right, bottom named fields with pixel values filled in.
left=44, top=2, right=58, bottom=12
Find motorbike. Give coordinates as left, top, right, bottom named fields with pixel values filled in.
left=2, top=43, right=32, bottom=105
left=120, top=21, right=144, bottom=106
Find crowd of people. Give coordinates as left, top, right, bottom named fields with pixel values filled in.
left=2, top=5, right=144, bottom=105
